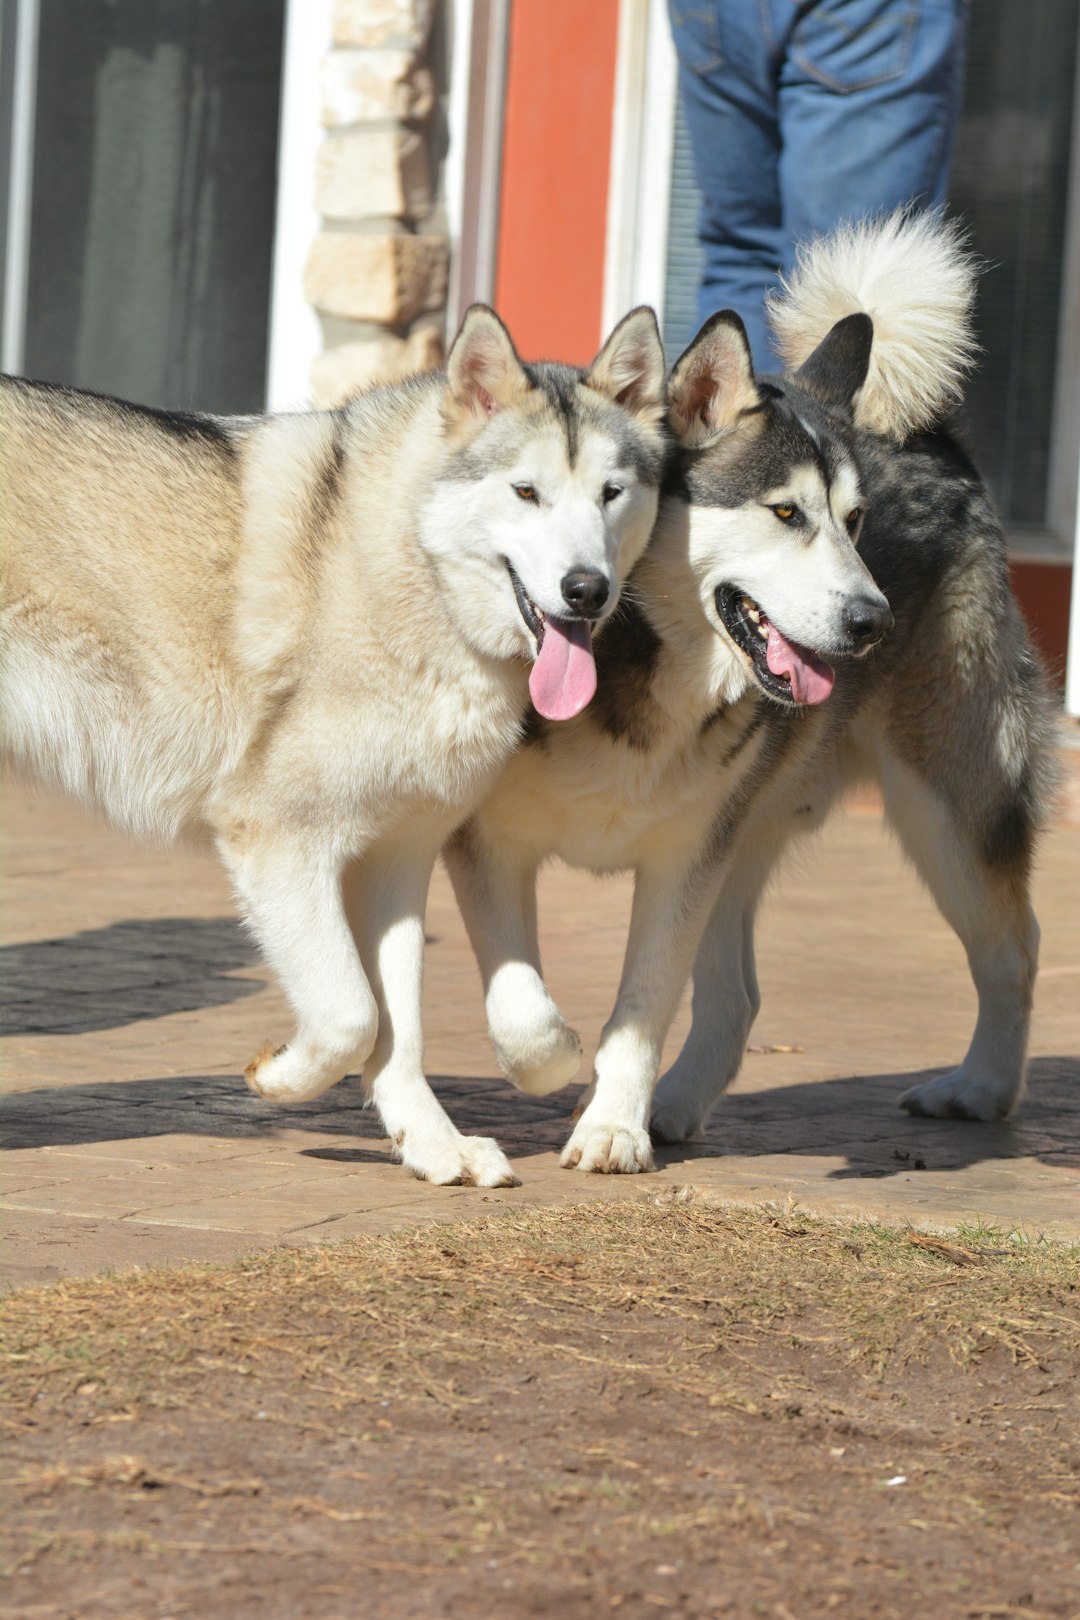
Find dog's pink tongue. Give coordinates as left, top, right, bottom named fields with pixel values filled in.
left=765, top=623, right=835, bottom=705
left=529, top=617, right=597, bottom=721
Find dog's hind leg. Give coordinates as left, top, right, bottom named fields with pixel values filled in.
left=879, top=752, right=1040, bottom=1121
left=444, top=823, right=582, bottom=1096
left=219, top=837, right=379, bottom=1105
left=350, top=836, right=519, bottom=1187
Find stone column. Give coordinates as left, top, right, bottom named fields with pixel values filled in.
left=305, top=0, right=449, bottom=407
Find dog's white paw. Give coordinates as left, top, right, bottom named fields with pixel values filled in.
left=394, top=1127, right=520, bottom=1188
left=494, top=1019, right=582, bottom=1096
left=487, top=965, right=582, bottom=1095
left=560, top=1123, right=654, bottom=1174
left=899, top=1066, right=1020, bottom=1122
left=245, top=1042, right=344, bottom=1105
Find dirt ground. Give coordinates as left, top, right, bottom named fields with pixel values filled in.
left=2, top=1197, right=1078, bottom=1620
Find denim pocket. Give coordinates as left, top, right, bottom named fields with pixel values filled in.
left=791, top=0, right=919, bottom=94
left=668, top=2, right=726, bottom=75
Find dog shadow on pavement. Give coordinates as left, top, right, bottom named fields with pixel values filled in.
left=2, top=1058, right=1077, bottom=1180
left=0, top=918, right=266, bottom=1036
left=0, top=914, right=442, bottom=1038
left=654, top=1056, right=1080, bottom=1180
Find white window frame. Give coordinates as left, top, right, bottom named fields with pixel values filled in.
left=265, top=0, right=333, bottom=413
left=1057, top=23, right=1080, bottom=718
left=445, top=0, right=510, bottom=331
left=602, top=0, right=677, bottom=335
left=1, top=0, right=40, bottom=377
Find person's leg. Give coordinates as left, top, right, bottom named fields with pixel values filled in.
left=668, top=0, right=784, bottom=368
left=777, top=0, right=969, bottom=317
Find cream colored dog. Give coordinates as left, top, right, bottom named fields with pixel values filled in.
left=1, top=306, right=667, bottom=1184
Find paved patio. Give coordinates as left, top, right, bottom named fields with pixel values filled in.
left=2, top=730, right=1078, bottom=1288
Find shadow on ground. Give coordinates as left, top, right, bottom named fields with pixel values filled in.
left=0, top=915, right=441, bottom=1036
left=3, top=1058, right=1077, bottom=1178
left=0, top=919, right=266, bottom=1035
left=671, top=1054, right=1080, bottom=1179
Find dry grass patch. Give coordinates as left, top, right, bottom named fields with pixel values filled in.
left=2, top=1196, right=1079, bottom=1618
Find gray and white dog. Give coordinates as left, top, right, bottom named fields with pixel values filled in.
left=0, top=305, right=668, bottom=1185
left=448, top=212, right=1058, bottom=1173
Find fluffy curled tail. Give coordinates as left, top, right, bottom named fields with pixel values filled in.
left=766, top=208, right=980, bottom=441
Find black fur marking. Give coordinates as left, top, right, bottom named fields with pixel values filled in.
left=444, top=818, right=480, bottom=865
left=719, top=706, right=766, bottom=763
left=612, top=422, right=668, bottom=487
left=667, top=381, right=859, bottom=511
left=589, top=599, right=663, bottom=752
left=773, top=383, right=857, bottom=494
left=526, top=362, right=583, bottom=465
left=521, top=706, right=551, bottom=750
left=439, top=358, right=665, bottom=488
left=312, top=417, right=347, bottom=527
left=5, top=372, right=239, bottom=454
left=984, top=790, right=1034, bottom=874
left=702, top=709, right=795, bottom=869
left=135, top=402, right=238, bottom=452
left=794, top=313, right=873, bottom=416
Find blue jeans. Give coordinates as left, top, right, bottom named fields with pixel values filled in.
left=669, top=0, right=969, bottom=368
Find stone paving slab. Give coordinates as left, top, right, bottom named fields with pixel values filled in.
left=2, top=736, right=1079, bottom=1287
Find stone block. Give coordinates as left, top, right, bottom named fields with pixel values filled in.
left=316, top=128, right=432, bottom=222
left=321, top=48, right=435, bottom=125
left=332, top=0, right=435, bottom=51
left=304, top=232, right=448, bottom=324
left=310, top=327, right=444, bottom=407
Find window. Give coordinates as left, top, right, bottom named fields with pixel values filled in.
left=2, top=0, right=286, bottom=413
left=949, top=0, right=1078, bottom=538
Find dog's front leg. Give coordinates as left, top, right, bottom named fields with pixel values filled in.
left=650, top=845, right=777, bottom=1142
left=348, top=839, right=519, bottom=1187
left=445, top=823, right=582, bottom=1095
left=561, top=854, right=727, bottom=1173
left=219, top=837, right=379, bottom=1105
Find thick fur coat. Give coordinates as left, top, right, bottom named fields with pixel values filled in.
left=1, top=307, right=668, bottom=1184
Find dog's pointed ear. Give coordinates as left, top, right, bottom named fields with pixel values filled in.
left=444, top=306, right=530, bottom=433
left=668, top=312, right=759, bottom=448
left=794, top=312, right=873, bottom=418
left=585, top=306, right=667, bottom=427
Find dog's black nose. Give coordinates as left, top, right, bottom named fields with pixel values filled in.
left=561, top=570, right=609, bottom=618
left=843, top=594, right=894, bottom=647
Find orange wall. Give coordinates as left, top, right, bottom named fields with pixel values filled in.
left=1010, top=562, right=1072, bottom=688
left=494, top=0, right=621, bottom=365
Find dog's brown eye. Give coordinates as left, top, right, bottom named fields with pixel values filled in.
left=846, top=508, right=862, bottom=534
left=513, top=483, right=538, bottom=503
left=602, top=483, right=623, bottom=505
left=771, top=503, right=797, bottom=522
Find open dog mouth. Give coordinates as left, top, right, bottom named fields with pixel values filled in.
left=715, top=585, right=836, bottom=707
left=506, top=562, right=598, bottom=723
left=508, top=563, right=546, bottom=651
